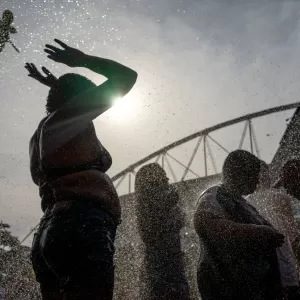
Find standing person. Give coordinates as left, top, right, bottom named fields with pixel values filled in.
left=276, top=160, right=300, bottom=203
left=247, top=161, right=299, bottom=299
left=27, top=39, right=137, bottom=300
left=194, top=150, right=285, bottom=300
left=135, top=163, right=190, bottom=300
left=275, top=160, right=300, bottom=272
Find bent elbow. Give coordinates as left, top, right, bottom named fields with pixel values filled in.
left=114, top=70, right=138, bottom=95
left=124, top=69, right=138, bottom=87
left=130, top=70, right=138, bottom=83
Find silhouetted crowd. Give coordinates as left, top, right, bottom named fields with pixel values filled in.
left=9, top=39, right=300, bottom=299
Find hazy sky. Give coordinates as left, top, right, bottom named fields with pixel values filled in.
left=0, top=0, right=300, bottom=243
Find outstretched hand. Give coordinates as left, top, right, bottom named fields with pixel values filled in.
left=25, top=63, right=57, bottom=87
left=44, top=39, right=85, bottom=67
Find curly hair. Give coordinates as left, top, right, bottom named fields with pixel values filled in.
left=46, top=73, right=96, bottom=114
left=135, top=163, right=169, bottom=195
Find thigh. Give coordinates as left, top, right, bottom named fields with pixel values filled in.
left=40, top=282, right=62, bottom=300
left=31, top=229, right=61, bottom=300
left=31, top=229, right=58, bottom=282
left=40, top=212, right=116, bottom=298
left=61, top=266, right=114, bottom=300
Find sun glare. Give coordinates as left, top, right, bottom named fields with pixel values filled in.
left=109, top=94, right=136, bottom=122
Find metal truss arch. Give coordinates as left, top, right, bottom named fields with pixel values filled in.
left=112, top=102, right=300, bottom=193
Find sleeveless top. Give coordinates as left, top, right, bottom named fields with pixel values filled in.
left=30, top=117, right=121, bottom=223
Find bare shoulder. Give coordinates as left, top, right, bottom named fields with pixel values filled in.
left=195, top=186, right=225, bottom=218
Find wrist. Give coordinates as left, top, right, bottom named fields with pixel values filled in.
left=76, top=53, right=89, bottom=68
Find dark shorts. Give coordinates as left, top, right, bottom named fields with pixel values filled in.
left=31, top=201, right=117, bottom=300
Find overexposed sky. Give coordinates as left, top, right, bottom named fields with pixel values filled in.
left=0, top=0, right=299, bottom=243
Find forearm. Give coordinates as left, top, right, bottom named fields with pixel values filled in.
left=196, top=214, right=269, bottom=248
left=80, top=54, right=137, bottom=80
left=210, top=219, right=274, bottom=254
left=206, top=218, right=260, bottom=240
left=214, top=219, right=265, bottom=243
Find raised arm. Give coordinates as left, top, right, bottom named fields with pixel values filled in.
left=28, top=39, right=137, bottom=158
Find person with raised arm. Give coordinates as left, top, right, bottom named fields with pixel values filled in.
left=27, top=39, right=137, bottom=300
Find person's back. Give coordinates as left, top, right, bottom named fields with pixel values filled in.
left=135, top=164, right=190, bottom=300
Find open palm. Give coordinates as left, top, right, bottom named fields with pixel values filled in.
left=25, top=63, right=57, bottom=87
left=44, top=39, right=85, bottom=67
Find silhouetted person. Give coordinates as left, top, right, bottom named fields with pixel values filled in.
left=247, top=161, right=299, bottom=298
left=194, top=150, right=285, bottom=300
left=135, top=163, right=190, bottom=300
left=27, top=39, right=137, bottom=300
left=275, top=160, right=300, bottom=202
left=275, top=159, right=300, bottom=292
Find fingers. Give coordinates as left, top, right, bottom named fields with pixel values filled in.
left=54, top=39, right=69, bottom=49
left=25, top=62, right=34, bottom=70
left=25, top=63, right=52, bottom=83
left=46, top=55, right=59, bottom=63
left=44, top=49, right=56, bottom=56
left=45, top=44, right=61, bottom=52
left=25, top=63, right=39, bottom=75
left=41, top=67, right=51, bottom=75
left=25, top=63, right=36, bottom=70
left=41, top=67, right=57, bottom=81
left=25, top=63, right=31, bottom=70
left=44, top=39, right=71, bottom=64
left=44, top=44, right=63, bottom=60
left=30, top=63, right=39, bottom=72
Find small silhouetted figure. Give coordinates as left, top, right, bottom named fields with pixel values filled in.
left=0, top=10, right=19, bottom=53
left=275, top=160, right=300, bottom=201
left=194, top=150, right=286, bottom=300
left=27, top=39, right=137, bottom=300
left=135, top=163, right=190, bottom=300
left=247, top=161, right=299, bottom=298
left=274, top=159, right=300, bottom=298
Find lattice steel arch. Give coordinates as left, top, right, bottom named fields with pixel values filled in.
left=112, top=102, right=300, bottom=193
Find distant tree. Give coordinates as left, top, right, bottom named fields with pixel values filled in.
left=0, top=221, right=40, bottom=299
left=0, top=10, right=19, bottom=53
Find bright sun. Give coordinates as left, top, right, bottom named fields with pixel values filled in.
left=108, top=94, right=136, bottom=122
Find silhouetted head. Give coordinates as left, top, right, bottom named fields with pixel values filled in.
left=135, top=163, right=169, bottom=194
left=280, top=160, right=300, bottom=200
left=46, top=73, right=96, bottom=114
left=223, top=150, right=261, bottom=196
left=2, top=10, right=13, bottom=25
